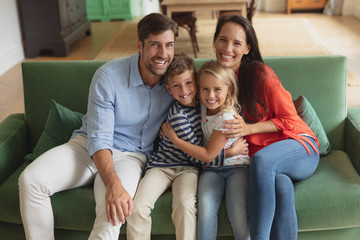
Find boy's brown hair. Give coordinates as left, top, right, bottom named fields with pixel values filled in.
left=165, top=52, right=197, bottom=83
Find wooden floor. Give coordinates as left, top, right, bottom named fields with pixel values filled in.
left=1, top=11, right=359, bottom=122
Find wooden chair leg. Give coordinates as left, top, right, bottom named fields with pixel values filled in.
left=247, top=0, right=256, bottom=22
left=186, top=25, right=198, bottom=58
left=192, top=23, right=200, bottom=52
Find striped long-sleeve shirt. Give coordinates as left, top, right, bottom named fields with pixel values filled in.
left=146, top=101, right=203, bottom=169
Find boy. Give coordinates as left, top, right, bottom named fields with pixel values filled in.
left=126, top=53, right=201, bottom=240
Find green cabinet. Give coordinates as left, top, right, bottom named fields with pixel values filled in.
left=86, top=0, right=142, bottom=21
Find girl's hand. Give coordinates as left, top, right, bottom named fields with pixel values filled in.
left=222, top=114, right=252, bottom=138
left=161, top=121, right=178, bottom=141
left=159, top=124, right=164, bottom=139
left=225, top=138, right=249, bottom=158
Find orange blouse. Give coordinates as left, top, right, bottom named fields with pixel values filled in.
left=239, top=65, right=319, bottom=157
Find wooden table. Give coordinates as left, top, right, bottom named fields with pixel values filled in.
left=161, top=0, right=251, bottom=19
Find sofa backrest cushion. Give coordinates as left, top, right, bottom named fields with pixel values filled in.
left=22, top=60, right=107, bottom=150
left=265, top=55, right=347, bottom=151
left=22, top=56, right=347, bottom=152
left=195, top=55, right=347, bottom=151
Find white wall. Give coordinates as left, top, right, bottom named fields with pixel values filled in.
left=353, top=0, right=360, bottom=19
left=0, top=0, right=24, bottom=77
left=354, top=0, right=360, bottom=19
left=0, top=0, right=158, bottom=77
left=142, top=0, right=160, bottom=15
left=2, top=0, right=356, bottom=77
left=262, top=0, right=286, bottom=12
left=258, top=0, right=360, bottom=18
left=340, top=0, right=360, bottom=19
left=342, top=0, right=354, bottom=15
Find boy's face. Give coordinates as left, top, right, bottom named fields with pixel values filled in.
left=165, top=70, right=197, bottom=107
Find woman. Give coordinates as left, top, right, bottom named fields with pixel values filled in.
left=213, top=15, right=320, bottom=240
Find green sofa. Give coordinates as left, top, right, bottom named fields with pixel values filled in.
left=1, top=55, right=360, bottom=240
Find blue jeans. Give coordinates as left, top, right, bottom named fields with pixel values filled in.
left=249, top=137, right=320, bottom=240
left=197, top=166, right=250, bottom=240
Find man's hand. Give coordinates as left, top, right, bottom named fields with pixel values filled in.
left=92, top=149, right=133, bottom=226
left=105, top=178, right=133, bottom=226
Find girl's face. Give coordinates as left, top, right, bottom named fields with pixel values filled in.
left=199, top=72, right=230, bottom=116
left=214, top=22, right=250, bottom=72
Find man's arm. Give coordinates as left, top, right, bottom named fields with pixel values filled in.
left=92, top=149, right=133, bottom=226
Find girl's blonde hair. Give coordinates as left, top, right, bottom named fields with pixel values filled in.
left=198, top=60, right=240, bottom=113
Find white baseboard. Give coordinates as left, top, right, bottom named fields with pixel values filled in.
left=0, top=44, right=24, bottom=77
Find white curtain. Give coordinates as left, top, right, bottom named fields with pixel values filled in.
left=323, top=0, right=344, bottom=15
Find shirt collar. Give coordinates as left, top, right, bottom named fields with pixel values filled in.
left=129, top=53, right=143, bottom=88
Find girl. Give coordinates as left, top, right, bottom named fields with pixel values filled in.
left=162, top=60, right=250, bottom=240
left=213, top=15, right=320, bottom=240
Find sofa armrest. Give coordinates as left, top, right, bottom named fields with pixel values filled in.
left=345, top=108, right=360, bottom=175
left=0, top=114, right=28, bottom=184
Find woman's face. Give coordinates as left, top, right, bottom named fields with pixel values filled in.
left=214, top=22, right=250, bottom=72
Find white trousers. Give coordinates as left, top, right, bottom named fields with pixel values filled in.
left=18, top=135, right=146, bottom=240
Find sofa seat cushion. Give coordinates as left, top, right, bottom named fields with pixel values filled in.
left=2, top=150, right=359, bottom=235
left=0, top=162, right=233, bottom=235
left=133, top=150, right=360, bottom=235
left=0, top=162, right=96, bottom=231
left=0, top=163, right=27, bottom=225
left=295, top=150, right=360, bottom=231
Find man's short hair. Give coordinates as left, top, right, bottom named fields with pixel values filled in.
left=137, top=13, right=179, bottom=44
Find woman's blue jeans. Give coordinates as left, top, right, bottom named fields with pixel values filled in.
left=197, top=166, right=250, bottom=240
left=249, top=137, right=320, bottom=240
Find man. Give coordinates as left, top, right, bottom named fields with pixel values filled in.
left=18, top=13, right=178, bottom=240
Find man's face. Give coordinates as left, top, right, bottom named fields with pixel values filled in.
left=137, top=30, right=175, bottom=78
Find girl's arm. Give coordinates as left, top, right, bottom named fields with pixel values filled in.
left=162, top=121, right=227, bottom=163
left=225, top=137, right=249, bottom=157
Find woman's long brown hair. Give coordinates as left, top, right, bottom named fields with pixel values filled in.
left=214, top=15, right=268, bottom=123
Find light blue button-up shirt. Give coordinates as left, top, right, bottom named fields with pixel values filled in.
left=73, top=53, right=173, bottom=159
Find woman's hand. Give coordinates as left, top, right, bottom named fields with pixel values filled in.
left=223, top=114, right=279, bottom=138
left=222, top=114, right=252, bottom=138
left=161, top=121, right=178, bottom=142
